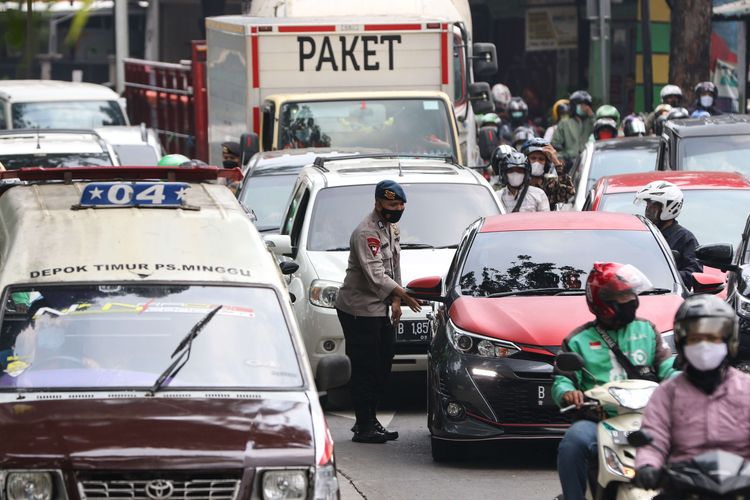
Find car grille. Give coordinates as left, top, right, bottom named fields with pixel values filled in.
left=78, top=474, right=241, bottom=500
left=473, top=378, right=572, bottom=426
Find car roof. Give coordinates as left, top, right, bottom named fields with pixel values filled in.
left=248, top=148, right=387, bottom=176
left=0, top=130, right=106, bottom=154
left=0, top=80, right=121, bottom=102
left=300, top=156, right=483, bottom=187
left=665, top=114, right=750, bottom=137
left=600, top=171, right=750, bottom=193
left=480, top=212, right=648, bottom=233
left=592, top=136, right=660, bottom=151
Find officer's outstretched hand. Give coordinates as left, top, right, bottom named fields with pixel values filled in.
left=396, top=288, right=422, bottom=313
left=391, top=299, right=402, bottom=325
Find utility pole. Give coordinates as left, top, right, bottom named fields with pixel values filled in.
left=587, top=0, right=611, bottom=104
left=640, top=0, right=653, bottom=111
left=24, top=0, right=34, bottom=77
left=115, top=0, right=129, bottom=93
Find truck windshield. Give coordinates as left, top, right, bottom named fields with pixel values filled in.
left=278, top=99, right=457, bottom=159
left=12, top=101, right=128, bottom=129
left=0, top=284, right=303, bottom=390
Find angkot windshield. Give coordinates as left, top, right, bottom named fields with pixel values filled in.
left=0, top=284, right=303, bottom=390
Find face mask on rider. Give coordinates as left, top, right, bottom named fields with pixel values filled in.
left=684, top=341, right=728, bottom=371
left=506, top=172, right=525, bottom=188
left=530, top=162, right=545, bottom=177
left=700, top=95, right=714, bottom=108
left=612, top=299, right=638, bottom=325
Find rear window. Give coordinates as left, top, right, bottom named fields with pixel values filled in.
left=12, top=101, right=127, bottom=129
left=679, top=136, right=750, bottom=176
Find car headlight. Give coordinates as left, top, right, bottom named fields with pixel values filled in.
left=262, top=470, right=308, bottom=500
left=737, top=293, right=750, bottom=318
left=447, top=320, right=520, bottom=358
left=608, top=386, right=656, bottom=411
left=309, top=280, right=340, bottom=308
left=313, top=464, right=338, bottom=500
left=6, top=472, right=53, bottom=500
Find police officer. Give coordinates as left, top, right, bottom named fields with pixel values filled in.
left=335, top=180, right=422, bottom=443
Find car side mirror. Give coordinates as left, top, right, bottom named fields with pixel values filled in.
left=264, top=234, right=292, bottom=256
left=555, top=352, right=584, bottom=372
left=692, top=272, right=725, bottom=295
left=279, top=261, right=299, bottom=275
left=472, top=42, right=498, bottom=78
left=315, top=354, right=351, bottom=392
left=406, top=276, right=445, bottom=302
left=468, top=82, right=494, bottom=116
left=696, top=243, right=739, bottom=273
left=239, top=133, right=260, bottom=165
left=627, top=429, right=653, bottom=448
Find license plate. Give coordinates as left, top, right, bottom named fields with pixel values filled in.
left=396, top=320, right=430, bottom=342
left=531, top=383, right=556, bottom=407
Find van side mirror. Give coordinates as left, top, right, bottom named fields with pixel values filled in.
left=696, top=244, right=739, bottom=273
left=692, top=272, right=725, bottom=295
left=406, top=276, right=445, bottom=302
left=316, top=354, right=351, bottom=392
left=468, top=82, right=494, bottom=116
left=472, top=43, right=498, bottom=78
left=264, top=234, right=292, bottom=256
left=279, top=261, right=299, bottom=275
left=239, top=133, right=260, bottom=165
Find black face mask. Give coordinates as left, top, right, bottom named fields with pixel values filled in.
left=612, top=299, right=639, bottom=325
left=381, top=208, right=404, bottom=223
left=223, top=160, right=239, bottom=169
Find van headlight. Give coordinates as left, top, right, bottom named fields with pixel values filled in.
left=262, top=470, right=308, bottom=500
left=309, top=280, right=340, bottom=308
left=6, top=472, right=53, bottom=500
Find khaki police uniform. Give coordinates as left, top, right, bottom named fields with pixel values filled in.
left=335, top=209, right=402, bottom=429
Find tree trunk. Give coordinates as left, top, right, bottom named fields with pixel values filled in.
left=669, top=0, right=712, bottom=105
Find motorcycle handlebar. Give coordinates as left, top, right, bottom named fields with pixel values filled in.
left=559, top=401, right=598, bottom=414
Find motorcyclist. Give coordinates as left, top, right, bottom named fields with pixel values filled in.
left=511, top=126, right=536, bottom=151
left=491, top=83, right=514, bottom=144
left=157, top=154, right=191, bottom=167
left=634, top=180, right=702, bottom=289
left=646, top=84, right=683, bottom=131
left=489, top=144, right=516, bottom=191
left=552, top=90, right=594, bottom=168
left=477, top=113, right=503, bottom=163
left=622, top=115, right=647, bottom=137
left=509, top=97, right=533, bottom=130
left=497, top=151, right=549, bottom=213
left=544, top=99, right=570, bottom=142
left=690, top=81, right=723, bottom=116
left=665, top=107, right=690, bottom=122
left=589, top=105, right=620, bottom=142
left=553, top=262, right=677, bottom=500
left=634, top=294, right=750, bottom=491
left=521, top=138, right=574, bottom=208
left=649, top=104, right=672, bottom=135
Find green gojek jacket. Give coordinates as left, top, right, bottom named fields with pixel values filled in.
left=552, top=319, right=678, bottom=408
left=550, top=115, right=594, bottom=163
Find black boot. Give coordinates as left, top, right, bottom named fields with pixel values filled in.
left=351, top=407, right=388, bottom=444
left=351, top=406, right=398, bottom=440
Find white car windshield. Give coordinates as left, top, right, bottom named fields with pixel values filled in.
left=0, top=284, right=303, bottom=390
left=12, top=101, right=128, bottom=129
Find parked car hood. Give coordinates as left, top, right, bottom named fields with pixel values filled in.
left=0, top=395, right=314, bottom=469
left=307, top=249, right=455, bottom=283
left=449, top=294, right=683, bottom=347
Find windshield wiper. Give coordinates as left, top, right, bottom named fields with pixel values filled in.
left=486, top=288, right=585, bottom=298
left=324, top=247, right=350, bottom=252
left=639, top=288, right=673, bottom=295
left=434, top=244, right=458, bottom=249
left=400, top=243, right=435, bottom=249
left=148, top=305, right=223, bottom=395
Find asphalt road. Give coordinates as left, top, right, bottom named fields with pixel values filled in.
left=327, top=373, right=561, bottom=500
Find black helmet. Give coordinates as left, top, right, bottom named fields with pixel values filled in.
left=509, top=97, right=529, bottom=125
left=653, top=113, right=669, bottom=136
left=666, top=107, right=690, bottom=121
left=694, top=81, right=718, bottom=99
left=593, top=118, right=618, bottom=141
left=500, top=150, right=530, bottom=185
left=511, top=126, right=535, bottom=150
left=520, top=136, right=548, bottom=156
left=569, top=90, right=593, bottom=106
left=674, top=294, right=738, bottom=358
left=622, top=115, right=646, bottom=137
left=490, top=144, right=517, bottom=176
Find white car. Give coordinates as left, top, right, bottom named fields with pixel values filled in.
left=0, top=129, right=119, bottom=169
left=95, top=125, right=163, bottom=165
left=0, top=80, right=129, bottom=130
left=265, top=155, right=504, bottom=373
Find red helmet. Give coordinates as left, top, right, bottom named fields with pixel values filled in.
left=585, top=263, right=653, bottom=321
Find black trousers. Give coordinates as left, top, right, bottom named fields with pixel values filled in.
left=336, top=308, right=395, bottom=414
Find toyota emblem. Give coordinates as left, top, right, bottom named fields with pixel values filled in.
left=145, top=479, right=175, bottom=500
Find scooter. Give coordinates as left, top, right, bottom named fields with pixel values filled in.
left=629, top=430, right=750, bottom=499
left=556, top=352, right=659, bottom=500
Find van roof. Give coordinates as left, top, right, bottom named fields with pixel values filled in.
left=0, top=180, right=278, bottom=288
left=0, top=80, right=121, bottom=103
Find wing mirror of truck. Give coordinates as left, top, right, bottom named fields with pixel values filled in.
left=406, top=276, right=445, bottom=302
left=468, top=82, right=494, bottom=116
left=691, top=272, right=725, bottom=295
left=279, top=261, right=299, bottom=275
left=316, top=354, right=351, bottom=392
left=264, top=234, right=292, bottom=256
left=239, top=133, right=260, bottom=166
left=696, top=243, right=740, bottom=273
left=471, top=43, right=498, bottom=78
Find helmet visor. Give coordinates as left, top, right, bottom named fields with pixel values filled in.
left=597, top=264, right=654, bottom=301
left=678, top=317, right=735, bottom=341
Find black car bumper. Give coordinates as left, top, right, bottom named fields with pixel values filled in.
left=429, top=348, right=570, bottom=441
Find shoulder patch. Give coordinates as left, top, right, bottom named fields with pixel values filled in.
left=367, top=237, right=380, bottom=257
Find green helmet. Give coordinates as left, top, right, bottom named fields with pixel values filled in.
left=157, top=154, right=190, bottom=167
left=478, top=113, right=501, bottom=126
left=595, top=105, right=621, bottom=125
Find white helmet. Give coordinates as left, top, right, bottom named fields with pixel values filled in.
left=634, top=180, right=684, bottom=221
left=660, top=84, right=683, bottom=101
left=491, top=84, right=511, bottom=109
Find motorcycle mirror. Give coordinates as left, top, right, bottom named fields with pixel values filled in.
left=627, top=429, right=653, bottom=448
left=555, top=352, right=584, bottom=372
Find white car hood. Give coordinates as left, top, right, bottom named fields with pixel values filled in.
left=307, top=249, right=455, bottom=285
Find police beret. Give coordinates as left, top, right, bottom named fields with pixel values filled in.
left=221, top=141, right=240, bottom=156
left=375, top=180, right=406, bottom=203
